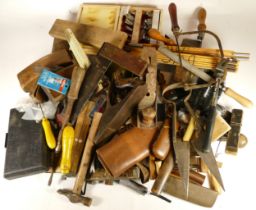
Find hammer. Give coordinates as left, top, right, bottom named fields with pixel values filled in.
left=58, top=112, right=102, bottom=206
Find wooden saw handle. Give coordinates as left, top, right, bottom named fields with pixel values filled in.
left=147, top=29, right=176, bottom=45
left=224, top=87, right=253, bottom=108
left=169, top=3, right=180, bottom=32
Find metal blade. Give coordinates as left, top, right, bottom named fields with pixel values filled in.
left=171, top=102, right=190, bottom=197
left=163, top=175, right=218, bottom=208
left=191, top=136, right=225, bottom=190
left=172, top=139, right=190, bottom=198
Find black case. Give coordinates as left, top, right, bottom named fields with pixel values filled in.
left=4, top=109, right=50, bottom=179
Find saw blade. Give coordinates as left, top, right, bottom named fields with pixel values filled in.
left=191, top=136, right=225, bottom=190
left=172, top=139, right=190, bottom=197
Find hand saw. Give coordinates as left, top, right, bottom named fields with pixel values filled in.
left=191, top=115, right=225, bottom=190
left=170, top=102, right=190, bottom=198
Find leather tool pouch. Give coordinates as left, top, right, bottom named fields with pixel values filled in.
left=96, top=127, right=158, bottom=177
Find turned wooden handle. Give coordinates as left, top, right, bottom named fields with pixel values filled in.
left=147, top=28, right=176, bottom=45
left=197, top=8, right=207, bottom=31
left=183, top=116, right=195, bottom=141
left=73, top=112, right=102, bottom=194
left=151, top=150, right=174, bottom=195
left=152, top=119, right=170, bottom=160
left=169, top=3, right=180, bottom=32
left=224, top=87, right=253, bottom=108
left=68, top=66, right=86, bottom=100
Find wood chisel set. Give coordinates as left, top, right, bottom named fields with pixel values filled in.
left=3, top=2, right=253, bottom=208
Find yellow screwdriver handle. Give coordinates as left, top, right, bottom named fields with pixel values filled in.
left=60, top=125, right=75, bottom=174
left=42, top=118, right=56, bottom=149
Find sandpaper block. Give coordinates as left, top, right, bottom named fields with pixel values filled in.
left=4, top=109, right=50, bottom=179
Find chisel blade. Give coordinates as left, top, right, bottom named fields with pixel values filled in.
left=191, top=137, right=225, bottom=190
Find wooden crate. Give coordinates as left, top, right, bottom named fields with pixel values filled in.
left=76, top=4, right=161, bottom=44
left=76, top=4, right=121, bottom=30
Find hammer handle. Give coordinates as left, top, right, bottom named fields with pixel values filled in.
left=73, top=112, right=102, bottom=194
left=224, top=87, right=253, bottom=108
left=169, top=3, right=180, bottom=32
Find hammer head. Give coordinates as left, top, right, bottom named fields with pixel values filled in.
left=58, top=189, right=92, bottom=207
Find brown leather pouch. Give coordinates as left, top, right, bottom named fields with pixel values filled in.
left=96, top=127, right=158, bottom=178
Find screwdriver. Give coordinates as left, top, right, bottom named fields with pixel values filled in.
left=39, top=104, right=56, bottom=149
left=60, top=124, right=75, bottom=174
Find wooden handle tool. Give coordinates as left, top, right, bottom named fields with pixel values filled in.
left=74, top=112, right=102, bottom=193
left=197, top=8, right=207, bottom=32
left=169, top=3, right=180, bottom=33
left=152, top=118, right=171, bottom=160
left=147, top=28, right=176, bottom=45
left=151, top=150, right=174, bottom=195
left=57, top=112, right=102, bottom=207
left=224, top=87, right=253, bottom=108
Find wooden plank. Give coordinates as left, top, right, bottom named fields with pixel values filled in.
left=64, top=29, right=90, bottom=69
left=77, top=4, right=120, bottom=30
left=131, top=8, right=142, bottom=43
left=49, top=19, right=127, bottom=49
left=98, top=42, right=148, bottom=77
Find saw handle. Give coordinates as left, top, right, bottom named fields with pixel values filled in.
left=224, top=87, right=253, bottom=108
left=169, top=3, right=180, bottom=32
left=147, top=28, right=176, bottom=45
left=197, top=8, right=207, bottom=31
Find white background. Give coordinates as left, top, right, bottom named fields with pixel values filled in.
left=0, top=0, right=256, bottom=210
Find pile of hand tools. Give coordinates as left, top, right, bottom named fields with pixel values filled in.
left=4, top=2, right=253, bottom=208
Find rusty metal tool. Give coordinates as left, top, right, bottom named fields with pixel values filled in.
left=58, top=112, right=102, bottom=206
left=138, top=46, right=158, bottom=121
